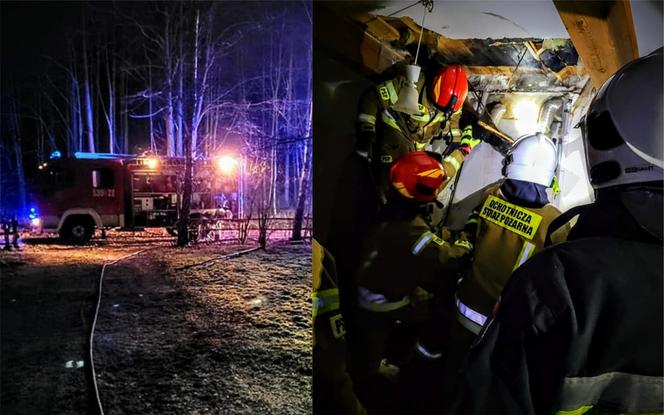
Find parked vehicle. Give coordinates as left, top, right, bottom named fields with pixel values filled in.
left=31, top=152, right=240, bottom=244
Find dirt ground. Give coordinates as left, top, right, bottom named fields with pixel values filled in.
left=0, top=232, right=311, bottom=415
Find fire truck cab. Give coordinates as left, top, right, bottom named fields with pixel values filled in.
left=33, top=152, right=238, bottom=244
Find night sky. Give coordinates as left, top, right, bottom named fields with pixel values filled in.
left=2, top=2, right=83, bottom=85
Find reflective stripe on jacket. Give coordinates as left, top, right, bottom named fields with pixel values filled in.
left=456, top=184, right=564, bottom=320
left=357, top=215, right=469, bottom=302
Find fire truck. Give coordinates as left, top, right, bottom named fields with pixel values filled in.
left=31, top=152, right=241, bottom=244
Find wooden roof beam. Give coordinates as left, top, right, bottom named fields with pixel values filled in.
left=554, top=0, right=639, bottom=88
left=315, top=5, right=407, bottom=75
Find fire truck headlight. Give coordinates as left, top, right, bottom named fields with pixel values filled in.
left=145, top=158, right=159, bottom=169
left=217, top=155, right=238, bottom=175
left=31, top=218, right=41, bottom=227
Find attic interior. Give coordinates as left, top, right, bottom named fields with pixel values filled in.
left=314, top=0, right=660, bottom=241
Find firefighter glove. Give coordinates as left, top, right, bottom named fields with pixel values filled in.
left=459, top=127, right=481, bottom=156
left=460, top=127, right=481, bottom=149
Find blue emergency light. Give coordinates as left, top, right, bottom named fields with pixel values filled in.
left=74, top=152, right=130, bottom=160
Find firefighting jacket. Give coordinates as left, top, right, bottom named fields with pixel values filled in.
left=455, top=182, right=566, bottom=334
left=356, top=74, right=468, bottom=199
left=451, top=190, right=664, bottom=414
left=356, top=74, right=447, bottom=157
left=313, top=239, right=366, bottom=415
left=356, top=211, right=469, bottom=312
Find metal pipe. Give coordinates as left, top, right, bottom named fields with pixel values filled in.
left=489, top=103, right=506, bottom=125
left=538, top=97, right=563, bottom=134
left=552, top=96, right=573, bottom=206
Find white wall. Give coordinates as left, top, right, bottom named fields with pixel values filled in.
left=377, top=0, right=569, bottom=40
left=442, top=142, right=504, bottom=230
left=632, top=0, right=664, bottom=56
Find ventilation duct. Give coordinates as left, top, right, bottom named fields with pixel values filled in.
left=538, top=97, right=563, bottom=135
left=489, top=102, right=506, bottom=125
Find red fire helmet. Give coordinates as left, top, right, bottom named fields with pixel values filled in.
left=429, top=65, right=468, bottom=113
left=389, top=152, right=446, bottom=202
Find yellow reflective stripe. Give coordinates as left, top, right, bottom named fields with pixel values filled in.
left=513, top=241, right=536, bottom=271
left=432, top=112, right=446, bottom=124
left=410, top=113, right=431, bottom=122
left=466, top=217, right=480, bottom=225
left=378, top=81, right=398, bottom=105
left=312, top=288, right=340, bottom=317
left=411, top=231, right=434, bottom=255
left=479, top=195, right=543, bottom=240
left=411, top=105, right=431, bottom=122
left=431, top=233, right=446, bottom=246
left=393, top=181, right=413, bottom=198
left=454, top=239, right=473, bottom=250
left=444, top=155, right=461, bottom=172
left=378, top=85, right=390, bottom=101
left=450, top=128, right=462, bottom=137
left=415, top=142, right=427, bottom=150
left=417, top=169, right=443, bottom=178
left=556, top=405, right=594, bottom=415
left=385, top=81, right=398, bottom=104
left=381, top=111, right=401, bottom=131
left=329, top=314, right=346, bottom=339
left=358, top=113, right=376, bottom=124
left=461, top=125, right=473, bottom=138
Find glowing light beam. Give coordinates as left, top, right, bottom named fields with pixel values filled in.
left=217, top=155, right=238, bottom=175
left=512, top=99, right=540, bottom=136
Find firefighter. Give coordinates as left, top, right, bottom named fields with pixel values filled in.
left=441, top=132, right=568, bottom=403
left=355, top=64, right=476, bottom=202
left=313, top=238, right=366, bottom=415
left=451, top=48, right=664, bottom=414
left=348, top=151, right=472, bottom=412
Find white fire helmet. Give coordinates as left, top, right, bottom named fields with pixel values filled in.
left=503, top=133, right=558, bottom=187
left=582, top=47, right=663, bottom=189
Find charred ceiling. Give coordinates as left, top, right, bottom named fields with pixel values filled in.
left=315, top=3, right=589, bottom=96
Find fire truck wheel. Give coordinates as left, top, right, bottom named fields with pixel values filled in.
left=60, top=217, right=95, bottom=245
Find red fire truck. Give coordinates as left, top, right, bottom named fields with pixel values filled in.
left=32, top=152, right=241, bottom=244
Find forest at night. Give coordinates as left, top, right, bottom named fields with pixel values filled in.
left=1, top=1, right=312, bottom=223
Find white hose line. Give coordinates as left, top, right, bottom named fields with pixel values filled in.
left=89, top=250, right=147, bottom=415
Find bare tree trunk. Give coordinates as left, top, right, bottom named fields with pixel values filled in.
left=177, top=9, right=201, bottom=246
left=82, top=18, right=95, bottom=152
left=176, top=3, right=185, bottom=157
left=8, top=96, right=27, bottom=216
left=291, top=138, right=311, bottom=241
left=292, top=29, right=312, bottom=240
left=105, top=40, right=116, bottom=153
left=147, top=51, right=155, bottom=152
left=284, top=150, right=291, bottom=207
left=123, top=72, right=130, bottom=153
left=70, top=76, right=82, bottom=152
left=257, top=190, right=272, bottom=250
left=165, top=15, right=176, bottom=156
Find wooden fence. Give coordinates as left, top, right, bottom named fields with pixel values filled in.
left=191, top=216, right=312, bottom=244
